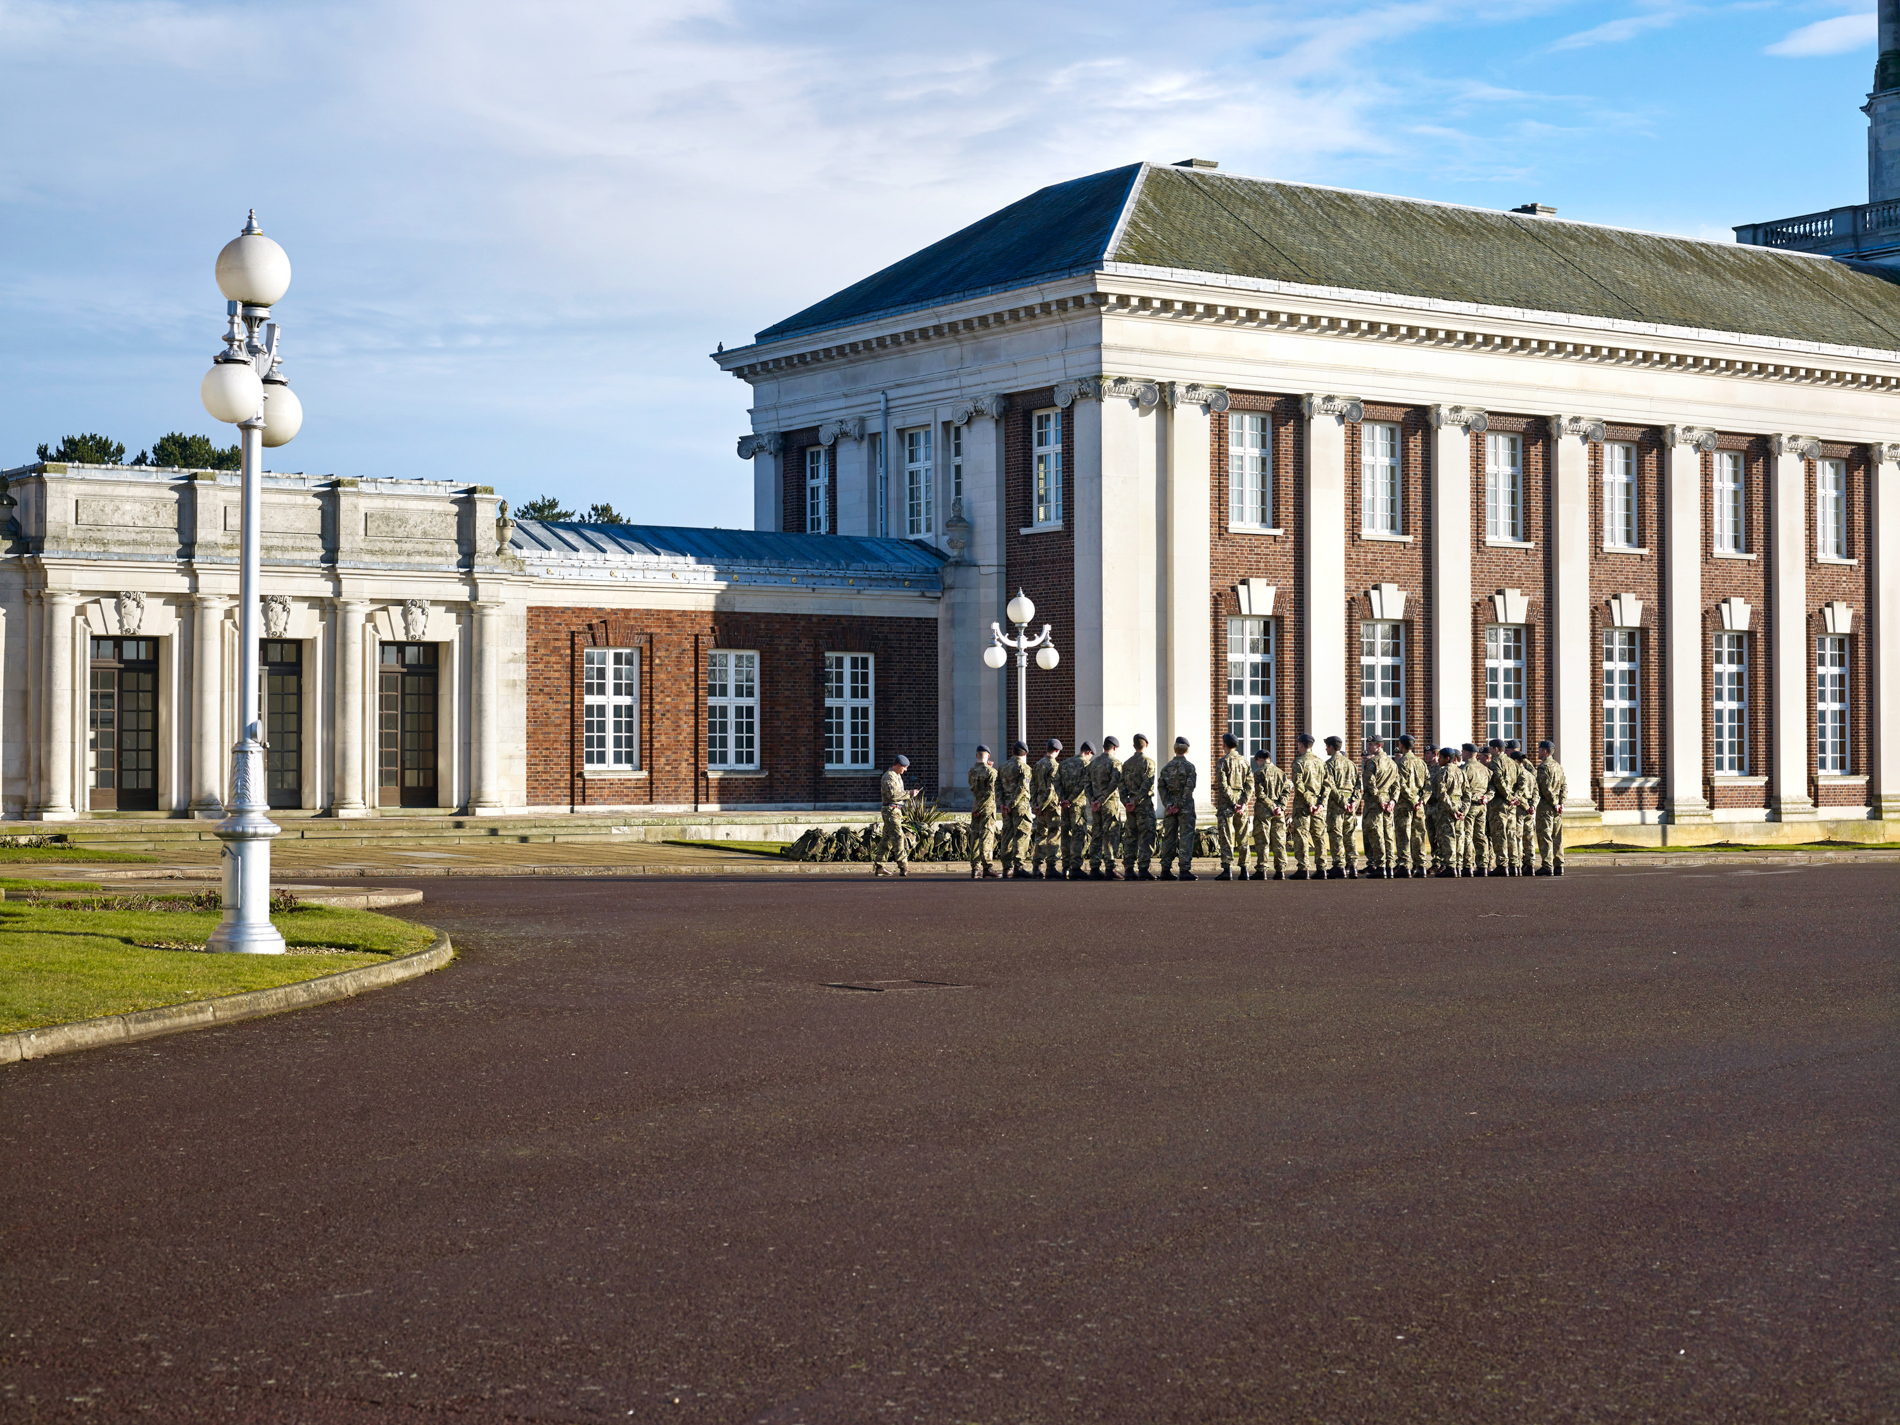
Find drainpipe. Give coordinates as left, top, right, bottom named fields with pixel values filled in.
left=878, top=391, right=890, bottom=537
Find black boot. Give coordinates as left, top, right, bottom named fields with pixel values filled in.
left=1179, top=869, right=1198, bottom=881
left=1160, top=869, right=1178, bottom=881
left=1137, top=868, right=1156, bottom=881
left=1214, top=869, right=1233, bottom=881
left=1103, top=866, right=1121, bottom=881
left=1271, top=870, right=1284, bottom=881
left=1345, top=867, right=1358, bottom=880
left=1289, top=868, right=1308, bottom=881
left=1249, top=868, right=1266, bottom=881
left=1554, top=865, right=1565, bottom=876
left=1394, top=866, right=1411, bottom=879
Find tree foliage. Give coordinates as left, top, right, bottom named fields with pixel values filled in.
left=137, top=433, right=241, bottom=470
left=515, top=495, right=574, bottom=521
left=36, top=434, right=125, bottom=465
left=582, top=502, right=630, bottom=526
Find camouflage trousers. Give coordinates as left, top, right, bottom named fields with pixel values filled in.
left=1159, top=809, right=1197, bottom=873
left=968, top=809, right=997, bottom=869
left=1325, top=803, right=1358, bottom=871
left=1090, top=806, right=1124, bottom=869
left=1489, top=806, right=1523, bottom=870
left=1247, top=811, right=1289, bottom=873
left=1290, top=803, right=1325, bottom=870
left=1536, top=804, right=1565, bottom=869
left=1061, top=803, right=1092, bottom=872
left=1122, top=801, right=1157, bottom=872
left=1395, top=801, right=1428, bottom=872
left=1214, top=806, right=1249, bottom=870
left=877, top=807, right=908, bottom=866
left=1461, top=808, right=1490, bottom=874
left=1032, top=805, right=1062, bottom=869
left=1361, top=804, right=1396, bottom=870
left=1000, top=806, right=1031, bottom=869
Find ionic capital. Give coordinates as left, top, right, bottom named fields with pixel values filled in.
left=1306, top=393, right=1366, bottom=424
left=1770, top=433, right=1821, bottom=460
left=736, top=432, right=782, bottom=460
left=1665, top=424, right=1719, bottom=453
left=1872, top=441, right=1900, bottom=465
left=819, top=416, right=867, bottom=446
left=1550, top=413, right=1605, bottom=444
left=1428, top=404, right=1487, bottom=434
left=1098, top=376, right=1164, bottom=408
left=1168, top=381, right=1231, bottom=412
left=952, top=393, right=1010, bottom=424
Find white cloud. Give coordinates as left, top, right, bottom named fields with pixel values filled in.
left=1549, top=3, right=1701, bottom=52
left=1765, top=11, right=1876, bottom=56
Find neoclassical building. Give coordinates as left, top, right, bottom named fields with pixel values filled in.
left=3, top=159, right=1895, bottom=837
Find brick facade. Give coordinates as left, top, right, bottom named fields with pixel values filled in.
left=1003, top=387, right=1076, bottom=750
left=780, top=427, right=833, bottom=535
left=1701, top=435, right=1771, bottom=813
left=1469, top=414, right=1553, bottom=752
left=1590, top=424, right=1666, bottom=816
left=1806, top=445, right=1874, bottom=807
left=1343, top=403, right=1432, bottom=754
left=526, top=605, right=936, bottom=809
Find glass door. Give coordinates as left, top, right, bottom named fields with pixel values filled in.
left=378, top=643, right=438, bottom=807
left=260, top=640, right=302, bottom=809
left=89, top=638, right=159, bottom=811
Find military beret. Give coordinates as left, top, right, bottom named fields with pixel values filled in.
left=1010, top=741, right=1027, bottom=755
left=1102, top=736, right=1119, bottom=749
left=975, top=744, right=990, bottom=755
left=1047, top=738, right=1063, bottom=751
left=1440, top=747, right=1457, bottom=759
left=1222, top=732, right=1238, bottom=748
left=1324, top=735, right=1342, bottom=748
left=1079, top=742, right=1094, bottom=754
left=1174, top=736, right=1190, bottom=748
left=1132, top=733, right=1148, bottom=744
left=1537, top=740, right=1553, bottom=752
left=1398, top=734, right=1414, bottom=747
left=1462, top=743, right=1477, bottom=753
left=894, top=754, right=910, bottom=767
left=1296, top=733, right=1315, bottom=746
left=1252, top=747, right=1269, bottom=759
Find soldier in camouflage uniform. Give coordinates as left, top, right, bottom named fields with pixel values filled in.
left=1428, top=747, right=1468, bottom=877
left=1212, top=732, right=1252, bottom=881
left=1247, top=747, right=1292, bottom=880
left=1057, top=742, right=1095, bottom=881
left=1321, top=735, right=1362, bottom=879
left=1119, top=734, right=1159, bottom=880
left=1510, top=745, right=1535, bottom=876
left=997, top=741, right=1032, bottom=878
left=872, top=754, right=917, bottom=877
left=1485, top=738, right=1520, bottom=875
left=1088, top=735, right=1125, bottom=880
left=1394, top=734, right=1431, bottom=879
left=1288, top=733, right=1326, bottom=880
left=1535, top=740, right=1568, bottom=876
left=1360, top=736, right=1400, bottom=879
left=1460, top=744, right=1493, bottom=877
left=1030, top=738, right=1063, bottom=879
left=967, top=745, right=999, bottom=879
left=1157, top=736, right=1199, bottom=880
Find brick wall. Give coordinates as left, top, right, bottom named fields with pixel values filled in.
left=1469, top=414, right=1552, bottom=752
left=1701, top=435, right=1771, bottom=812
left=1003, top=387, right=1076, bottom=749
left=1806, top=445, right=1874, bottom=806
left=1342, top=403, right=1432, bottom=754
left=1210, top=393, right=1304, bottom=765
left=780, top=427, right=833, bottom=535
left=1590, top=424, right=1665, bottom=815
left=526, top=605, right=937, bottom=808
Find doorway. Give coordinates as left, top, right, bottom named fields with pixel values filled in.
left=261, top=640, right=302, bottom=810
left=378, top=642, right=438, bottom=807
left=89, top=637, right=159, bottom=812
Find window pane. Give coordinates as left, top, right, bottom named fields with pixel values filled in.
left=1361, top=422, right=1399, bottom=535
left=1226, top=617, right=1274, bottom=759
left=1606, top=443, right=1636, bottom=548
left=1228, top=412, right=1271, bottom=526
left=1713, top=632, right=1746, bottom=773
left=1601, top=630, right=1640, bottom=775
left=1817, top=635, right=1848, bottom=772
left=1033, top=410, right=1063, bottom=526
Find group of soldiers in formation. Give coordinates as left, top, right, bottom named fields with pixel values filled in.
left=873, top=734, right=1571, bottom=881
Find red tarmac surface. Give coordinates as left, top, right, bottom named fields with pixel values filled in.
left=2, top=865, right=1894, bottom=1422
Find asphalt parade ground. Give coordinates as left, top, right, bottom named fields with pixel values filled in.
left=3, top=865, right=1893, bottom=1423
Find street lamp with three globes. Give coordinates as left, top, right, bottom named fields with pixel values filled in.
left=985, top=589, right=1059, bottom=753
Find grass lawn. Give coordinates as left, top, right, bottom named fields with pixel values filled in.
left=1570, top=840, right=1891, bottom=854
left=0, top=846, right=159, bottom=864
left=0, top=900, right=437, bottom=1034
left=662, top=839, right=794, bottom=858
left=0, top=879, right=105, bottom=893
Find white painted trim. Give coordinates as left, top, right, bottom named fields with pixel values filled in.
left=1359, top=531, right=1414, bottom=543
left=1711, top=550, right=1758, bottom=560
left=1602, top=544, right=1651, bottom=555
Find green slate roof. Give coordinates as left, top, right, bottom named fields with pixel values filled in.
left=755, top=162, right=1900, bottom=353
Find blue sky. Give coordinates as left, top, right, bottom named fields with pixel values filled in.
left=0, top=0, right=1881, bottom=527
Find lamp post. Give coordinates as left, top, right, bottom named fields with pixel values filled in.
left=199, top=211, right=302, bottom=954
left=984, top=589, right=1059, bottom=751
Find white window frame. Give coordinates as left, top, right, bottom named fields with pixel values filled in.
left=706, top=649, right=759, bottom=771
left=1359, top=620, right=1404, bottom=746
left=1361, top=421, right=1401, bottom=535
left=583, top=647, right=640, bottom=771
left=1602, top=629, right=1640, bottom=776
left=1818, top=458, right=1847, bottom=559
left=1485, top=624, right=1526, bottom=747
left=1713, top=632, right=1746, bottom=774
left=1486, top=432, right=1524, bottom=542
left=1228, top=412, right=1273, bottom=530
left=805, top=446, right=828, bottom=534
left=1604, top=441, right=1637, bottom=549
left=1031, top=409, right=1063, bottom=528
left=824, top=652, right=874, bottom=771
left=1817, top=635, right=1849, bottom=773
left=948, top=422, right=963, bottom=505
left=1225, top=617, right=1274, bottom=760
left=1713, top=451, right=1744, bottom=554
left=903, top=427, right=933, bottom=537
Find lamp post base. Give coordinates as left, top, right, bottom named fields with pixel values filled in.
left=204, top=739, right=285, bottom=955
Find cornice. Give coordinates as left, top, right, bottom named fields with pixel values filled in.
left=719, top=281, right=1900, bottom=396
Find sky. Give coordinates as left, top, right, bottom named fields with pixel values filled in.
left=0, top=0, right=1883, bottom=528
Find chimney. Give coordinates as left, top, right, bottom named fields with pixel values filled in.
left=1510, top=203, right=1558, bottom=217
left=1173, top=158, right=1219, bottom=170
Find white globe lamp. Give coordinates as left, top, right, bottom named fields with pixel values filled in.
left=983, top=645, right=1007, bottom=670
left=1036, top=645, right=1060, bottom=670
left=260, top=379, right=303, bottom=447
left=201, top=361, right=264, bottom=424
left=1006, top=590, right=1035, bottom=626
left=215, top=212, right=292, bottom=308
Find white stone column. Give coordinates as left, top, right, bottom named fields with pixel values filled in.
left=827, top=420, right=871, bottom=536
left=40, top=591, right=78, bottom=820
left=1868, top=442, right=1899, bottom=819
left=1085, top=380, right=1163, bottom=746
left=1661, top=426, right=1714, bottom=823
left=1166, top=384, right=1214, bottom=752
left=469, top=600, right=505, bottom=814
left=1550, top=414, right=1601, bottom=809
left=1303, top=395, right=1357, bottom=741
left=1429, top=406, right=1480, bottom=748
left=1769, top=435, right=1818, bottom=820
left=740, top=432, right=782, bottom=533
left=25, top=590, right=43, bottom=815
left=189, top=594, right=231, bottom=818
left=332, top=598, right=369, bottom=818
